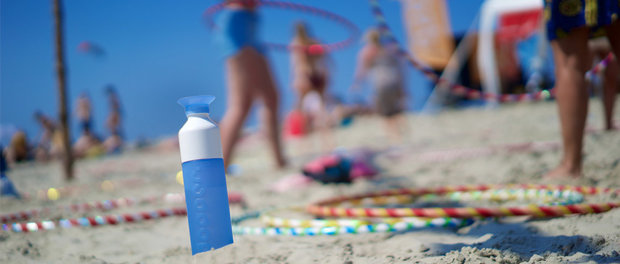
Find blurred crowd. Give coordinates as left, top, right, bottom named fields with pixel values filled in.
left=3, top=85, right=124, bottom=165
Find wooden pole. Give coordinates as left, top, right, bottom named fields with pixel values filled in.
left=52, top=0, right=74, bottom=181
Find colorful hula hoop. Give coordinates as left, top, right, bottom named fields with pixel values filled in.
left=203, top=0, right=360, bottom=53
left=258, top=207, right=463, bottom=229
left=368, top=0, right=611, bottom=103
left=260, top=189, right=568, bottom=228
left=235, top=188, right=580, bottom=236
left=1, top=193, right=180, bottom=224
left=261, top=189, right=540, bottom=229
left=2, top=208, right=188, bottom=233
left=307, top=184, right=619, bottom=218
left=586, top=53, right=615, bottom=80
left=332, top=188, right=584, bottom=208
left=232, top=209, right=472, bottom=236
left=1, top=192, right=245, bottom=224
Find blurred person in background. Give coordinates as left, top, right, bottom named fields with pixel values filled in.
left=75, top=92, right=93, bottom=135
left=352, top=29, right=408, bottom=143
left=589, top=37, right=618, bottom=131
left=289, top=22, right=334, bottom=151
left=103, top=85, right=124, bottom=153
left=5, top=130, right=31, bottom=163
left=33, top=111, right=62, bottom=161
left=290, top=22, right=331, bottom=131
left=73, top=92, right=104, bottom=158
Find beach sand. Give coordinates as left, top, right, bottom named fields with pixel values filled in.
left=2, top=98, right=620, bottom=263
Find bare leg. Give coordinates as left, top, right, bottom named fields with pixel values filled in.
left=546, top=28, right=590, bottom=178
left=220, top=49, right=255, bottom=169
left=385, top=114, right=404, bottom=144
left=252, top=51, right=287, bottom=168
left=602, top=58, right=618, bottom=130
left=315, top=92, right=336, bottom=152
left=603, top=21, right=620, bottom=130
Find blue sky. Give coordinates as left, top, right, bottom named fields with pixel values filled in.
left=0, top=0, right=483, bottom=143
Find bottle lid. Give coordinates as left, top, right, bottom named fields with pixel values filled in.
left=178, top=95, right=215, bottom=115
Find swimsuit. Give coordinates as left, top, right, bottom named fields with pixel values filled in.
left=544, top=0, right=619, bottom=40
left=308, top=71, right=327, bottom=91
left=80, top=119, right=92, bottom=133
left=216, top=9, right=265, bottom=57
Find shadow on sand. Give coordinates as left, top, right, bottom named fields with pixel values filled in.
left=428, top=219, right=620, bottom=263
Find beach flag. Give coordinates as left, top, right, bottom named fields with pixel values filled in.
left=401, top=0, right=455, bottom=70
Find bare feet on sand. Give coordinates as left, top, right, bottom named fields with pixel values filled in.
left=276, top=157, right=288, bottom=169
left=544, top=161, right=582, bottom=178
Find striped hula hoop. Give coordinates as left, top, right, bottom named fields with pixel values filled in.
left=232, top=209, right=472, bottom=236
left=1, top=192, right=245, bottom=224
left=203, top=0, right=360, bottom=53
left=2, top=208, right=187, bottom=233
left=262, top=188, right=582, bottom=229
left=307, top=184, right=618, bottom=218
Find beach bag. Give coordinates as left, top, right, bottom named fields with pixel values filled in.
left=302, top=152, right=378, bottom=184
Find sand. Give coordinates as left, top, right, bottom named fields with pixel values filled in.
left=1, top=98, right=620, bottom=263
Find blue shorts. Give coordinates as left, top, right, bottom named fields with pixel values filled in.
left=80, top=119, right=92, bottom=132
left=545, top=0, right=620, bottom=40
left=215, top=9, right=265, bottom=57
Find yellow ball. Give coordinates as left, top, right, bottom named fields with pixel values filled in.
left=101, top=180, right=115, bottom=192
left=47, top=188, right=60, bottom=201
left=176, top=170, right=184, bottom=186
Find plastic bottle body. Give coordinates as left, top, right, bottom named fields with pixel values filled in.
left=178, top=113, right=233, bottom=254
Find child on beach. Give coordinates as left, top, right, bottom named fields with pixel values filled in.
left=216, top=0, right=287, bottom=169
left=352, top=29, right=408, bottom=143
left=544, top=0, right=619, bottom=178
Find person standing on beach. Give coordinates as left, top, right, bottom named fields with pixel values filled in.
left=544, top=0, right=619, bottom=178
left=103, top=85, right=123, bottom=153
left=73, top=92, right=104, bottom=158
left=216, top=0, right=287, bottom=169
left=291, top=22, right=329, bottom=115
left=589, top=38, right=618, bottom=131
left=289, top=22, right=334, bottom=150
left=352, top=29, right=408, bottom=143
left=75, top=92, right=93, bottom=135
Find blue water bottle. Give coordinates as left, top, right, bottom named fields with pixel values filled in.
left=178, top=95, right=233, bottom=254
